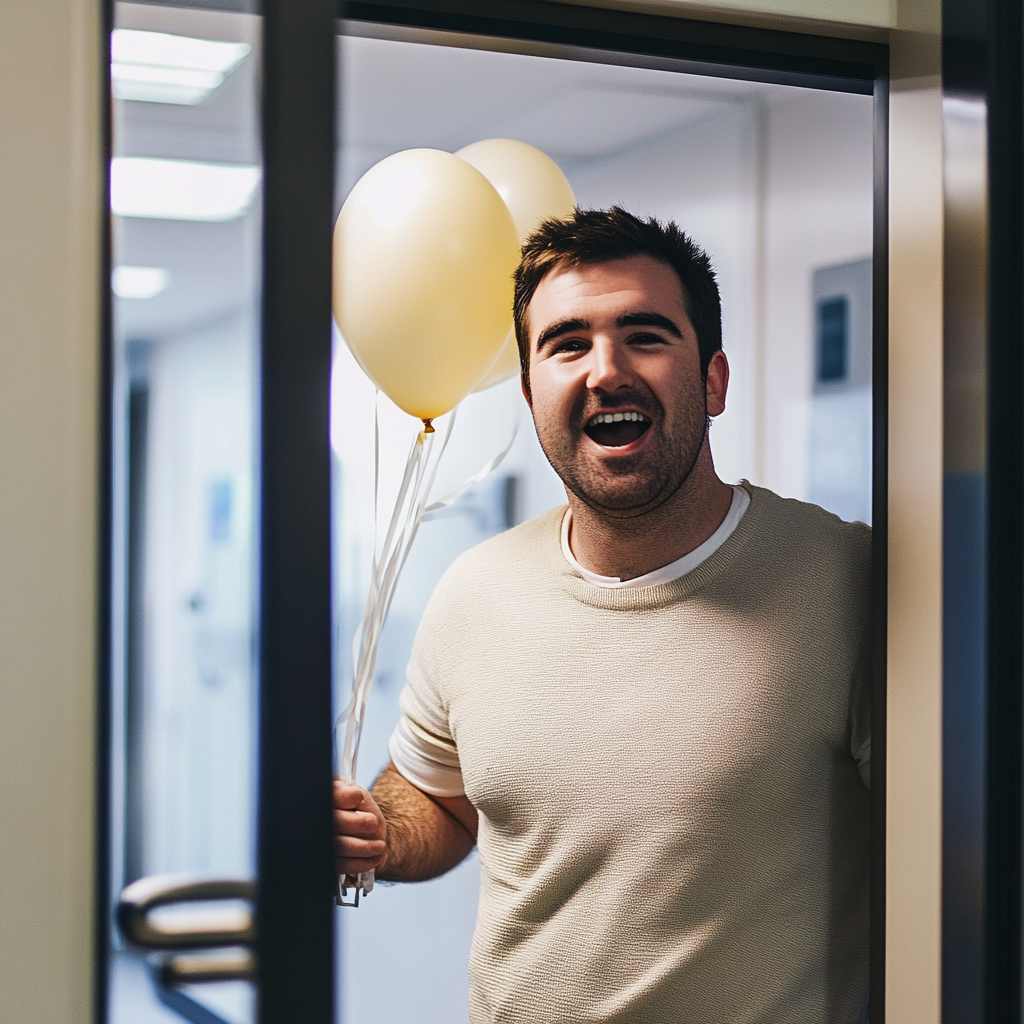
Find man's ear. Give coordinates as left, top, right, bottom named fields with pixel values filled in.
left=520, top=371, right=533, bottom=409
left=705, top=350, right=729, bottom=418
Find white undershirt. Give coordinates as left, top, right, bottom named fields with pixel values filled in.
left=560, top=484, right=751, bottom=589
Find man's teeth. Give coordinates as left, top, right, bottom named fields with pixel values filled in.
left=589, top=412, right=650, bottom=425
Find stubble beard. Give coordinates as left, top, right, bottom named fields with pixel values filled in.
left=534, top=382, right=709, bottom=520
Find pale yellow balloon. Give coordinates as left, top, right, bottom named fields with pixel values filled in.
left=333, top=148, right=519, bottom=421
left=455, top=138, right=576, bottom=243
left=456, top=139, right=575, bottom=392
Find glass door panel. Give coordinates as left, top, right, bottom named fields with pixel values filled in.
left=107, top=4, right=261, bottom=1021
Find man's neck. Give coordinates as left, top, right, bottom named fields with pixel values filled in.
left=565, top=449, right=734, bottom=581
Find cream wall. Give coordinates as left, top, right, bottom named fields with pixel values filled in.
left=887, top=34, right=945, bottom=1024
left=557, top=0, right=896, bottom=31
left=0, top=0, right=104, bottom=1022
left=660, top=0, right=895, bottom=27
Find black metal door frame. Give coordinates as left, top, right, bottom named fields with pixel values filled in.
left=257, top=0, right=338, bottom=1019
left=941, top=0, right=1024, bottom=1020
left=984, top=0, right=1024, bottom=1015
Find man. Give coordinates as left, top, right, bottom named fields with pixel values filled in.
left=334, top=208, right=871, bottom=1023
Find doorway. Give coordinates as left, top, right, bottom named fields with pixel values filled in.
left=331, top=20, right=876, bottom=1024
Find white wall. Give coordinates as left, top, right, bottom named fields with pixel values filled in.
left=761, top=89, right=875, bottom=499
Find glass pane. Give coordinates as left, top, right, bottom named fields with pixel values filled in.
left=106, top=4, right=261, bottom=1022
left=333, top=27, right=872, bottom=1024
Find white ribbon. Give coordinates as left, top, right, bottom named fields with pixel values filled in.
left=336, top=401, right=517, bottom=905
left=425, top=418, right=519, bottom=514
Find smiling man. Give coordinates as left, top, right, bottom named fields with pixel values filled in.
left=334, top=208, right=871, bottom=1024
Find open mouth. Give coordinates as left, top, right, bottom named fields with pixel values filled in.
left=584, top=410, right=652, bottom=448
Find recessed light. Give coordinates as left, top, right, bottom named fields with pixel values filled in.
left=111, top=157, right=261, bottom=221
left=111, top=29, right=251, bottom=105
left=112, top=265, right=171, bottom=299
left=112, top=63, right=225, bottom=106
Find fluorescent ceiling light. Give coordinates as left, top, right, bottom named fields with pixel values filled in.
left=112, top=64, right=224, bottom=106
left=112, top=265, right=171, bottom=299
left=111, top=29, right=251, bottom=105
left=111, top=157, right=261, bottom=221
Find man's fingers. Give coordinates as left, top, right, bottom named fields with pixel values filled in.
left=333, top=778, right=369, bottom=811
left=333, top=808, right=383, bottom=838
left=331, top=778, right=386, bottom=880
left=334, top=834, right=386, bottom=860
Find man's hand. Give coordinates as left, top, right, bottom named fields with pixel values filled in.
left=333, top=778, right=388, bottom=879
left=333, top=762, right=477, bottom=883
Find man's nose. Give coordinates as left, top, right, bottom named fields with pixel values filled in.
left=586, top=338, right=633, bottom=391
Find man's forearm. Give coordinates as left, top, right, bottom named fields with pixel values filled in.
left=372, top=762, right=475, bottom=882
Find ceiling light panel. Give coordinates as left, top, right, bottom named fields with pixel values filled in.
left=111, top=157, right=261, bottom=221
left=112, top=265, right=171, bottom=299
left=111, top=28, right=251, bottom=105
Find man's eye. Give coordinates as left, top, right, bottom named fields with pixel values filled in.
left=629, top=332, right=666, bottom=345
left=554, top=339, right=587, bottom=353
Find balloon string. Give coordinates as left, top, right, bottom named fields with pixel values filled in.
left=378, top=411, right=458, bottom=630
left=425, top=414, right=519, bottom=514
left=338, top=409, right=458, bottom=786
left=359, top=410, right=456, bottom=703
left=373, top=389, right=380, bottom=579
left=335, top=406, right=513, bottom=902
left=341, top=434, right=423, bottom=779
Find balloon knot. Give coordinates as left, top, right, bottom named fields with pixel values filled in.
left=422, top=418, right=435, bottom=434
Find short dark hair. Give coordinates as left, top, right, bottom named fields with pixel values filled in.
left=513, top=207, right=722, bottom=389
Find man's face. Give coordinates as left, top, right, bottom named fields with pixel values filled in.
left=524, top=255, right=727, bottom=516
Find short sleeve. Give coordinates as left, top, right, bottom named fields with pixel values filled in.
left=388, top=620, right=466, bottom=798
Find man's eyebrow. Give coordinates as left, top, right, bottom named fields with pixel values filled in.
left=535, top=317, right=590, bottom=351
left=617, top=312, right=683, bottom=337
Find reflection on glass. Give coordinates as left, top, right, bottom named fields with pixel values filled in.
left=107, top=4, right=260, bottom=1023
left=334, top=28, right=873, bottom=1024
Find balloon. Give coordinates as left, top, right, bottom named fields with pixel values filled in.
left=333, top=148, right=519, bottom=422
left=455, top=138, right=576, bottom=243
left=455, top=139, right=575, bottom=391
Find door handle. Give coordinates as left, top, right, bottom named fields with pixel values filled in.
left=157, top=948, right=256, bottom=986
left=118, top=875, right=256, bottom=950
left=118, top=875, right=256, bottom=1021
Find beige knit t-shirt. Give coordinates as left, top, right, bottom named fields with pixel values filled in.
left=397, top=483, right=872, bottom=1024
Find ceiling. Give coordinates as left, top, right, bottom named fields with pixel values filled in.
left=113, top=5, right=796, bottom=345
left=336, top=33, right=785, bottom=193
